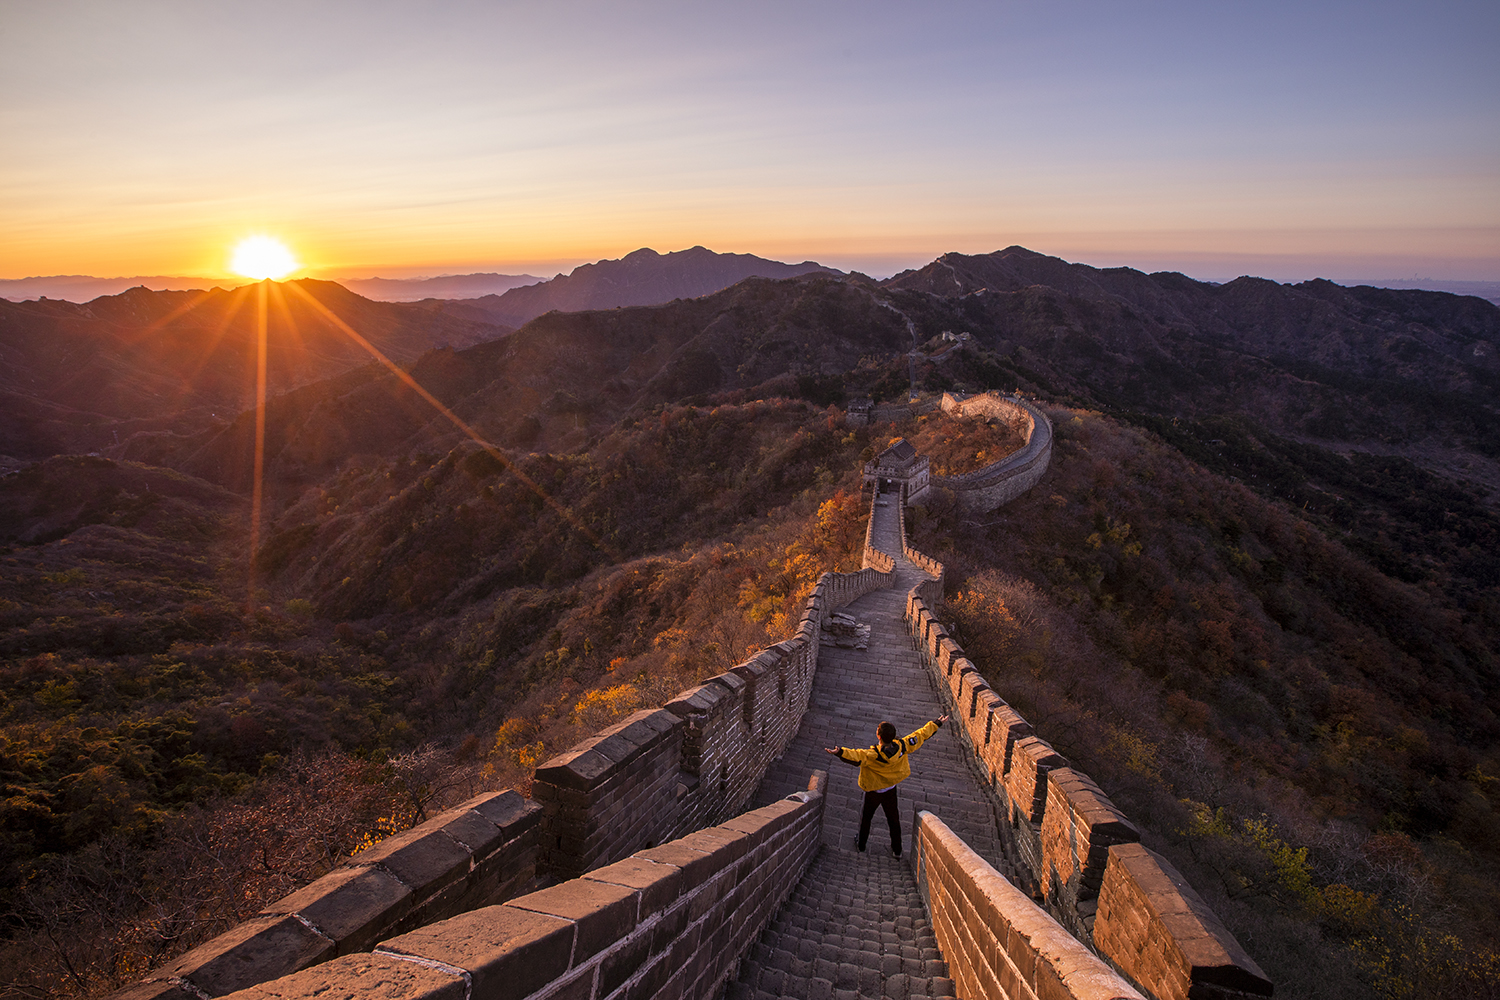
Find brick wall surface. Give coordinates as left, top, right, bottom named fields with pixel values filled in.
left=220, top=773, right=829, bottom=1000
left=1003, top=736, right=1070, bottom=827
left=1039, top=770, right=1141, bottom=936
left=1093, top=844, right=1272, bottom=1000
left=110, top=791, right=543, bottom=1000
left=913, top=811, right=1145, bottom=1000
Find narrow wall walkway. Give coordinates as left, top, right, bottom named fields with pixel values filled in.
left=728, top=498, right=1010, bottom=1000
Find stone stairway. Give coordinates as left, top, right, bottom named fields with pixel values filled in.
left=727, top=498, right=1012, bottom=1000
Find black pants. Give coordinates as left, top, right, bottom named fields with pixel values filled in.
left=858, top=788, right=901, bottom=854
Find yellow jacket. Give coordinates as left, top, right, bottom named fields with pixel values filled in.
left=834, top=720, right=942, bottom=792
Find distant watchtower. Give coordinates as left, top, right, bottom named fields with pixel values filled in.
left=863, top=438, right=930, bottom=504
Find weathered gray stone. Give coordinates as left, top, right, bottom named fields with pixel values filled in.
left=268, top=865, right=412, bottom=954
left=167, top=914, right=334, bottom=997
left=352, top=827, right=472, bottom=895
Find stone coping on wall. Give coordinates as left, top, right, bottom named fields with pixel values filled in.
left=216, top=772, right=830, bottom=1000
left=108, top=791, right=544, bottom=1000
left=1094, top=843, right=1273, bottom=1000
left=912, top=810, right=1146, bottom=1000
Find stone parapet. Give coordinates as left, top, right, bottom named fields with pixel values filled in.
left=1040, top=769, right=1141, bottom=928
left=221, top=773, right=829, bottom=1000
left=1094, top=843, right=1273, bottom=1000
left=110, top=791, right=542, bottom=1000
left=896, top=477, right=1271, bottom=999
left=912, top=810, right=1146, bottom=1000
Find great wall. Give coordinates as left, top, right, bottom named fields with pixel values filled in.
left=111, top=392, right=1273, bottom=1000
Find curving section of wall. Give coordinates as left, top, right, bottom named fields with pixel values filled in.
left=931, top=392, right=1054, bottom=513
left=912, top=810, right=1146, bottom=1000
left=220, top=772, right=829, bottom=1000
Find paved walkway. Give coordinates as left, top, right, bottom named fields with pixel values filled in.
left=727, top=498, right=1009, bottom=1000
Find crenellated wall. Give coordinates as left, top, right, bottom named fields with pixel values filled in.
left=901, top=534, right=1272, bottom=1000
left=931, top=392, right=1054, bottom=513
left=108, top=416, right=1269, bottom=1000
left=218, top=773, right=829, bottom=1000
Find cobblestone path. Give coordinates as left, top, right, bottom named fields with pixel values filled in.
left=727, top=498, right=1010, bottom=1000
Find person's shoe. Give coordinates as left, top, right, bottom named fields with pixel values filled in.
left=892, top=847, right=903, bottom=859
left=855, top=839, right=866, bottom=853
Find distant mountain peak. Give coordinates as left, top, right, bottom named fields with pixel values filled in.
left=455, top=246, right=841, bottom=328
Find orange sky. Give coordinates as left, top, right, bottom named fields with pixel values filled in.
left=3, top=1, right=1496, bottom=283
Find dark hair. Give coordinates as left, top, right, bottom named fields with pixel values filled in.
left=877, top=721, right=897, bottom=742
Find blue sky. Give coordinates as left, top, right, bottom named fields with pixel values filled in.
left=2, top=0, right=1496, bottom=281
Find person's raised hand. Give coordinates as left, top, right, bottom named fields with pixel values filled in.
left=823, top=746, right=839, bottom=754
left=938, top=714, right=950, bottom=725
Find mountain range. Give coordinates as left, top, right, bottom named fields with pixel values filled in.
left=4, top=244, right=1500, bottom=998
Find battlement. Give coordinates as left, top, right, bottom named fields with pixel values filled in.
left=903, top=558, right=1272, bottom=1000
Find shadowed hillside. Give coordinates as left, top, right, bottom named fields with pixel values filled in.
left=0, top=280, right=511, bottom=465
left=3, top=248, right=1499, bottom=998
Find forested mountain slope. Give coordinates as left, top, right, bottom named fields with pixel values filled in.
left=2, top=248, right=1497, bottom=997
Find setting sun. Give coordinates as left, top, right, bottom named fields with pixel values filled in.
left=230, top=236, right=299, bottom=280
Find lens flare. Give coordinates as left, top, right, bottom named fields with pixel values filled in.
left=231, top=236, right=299, bottom=279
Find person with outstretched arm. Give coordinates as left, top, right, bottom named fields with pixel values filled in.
left=824, top=714, right=949, bottom=857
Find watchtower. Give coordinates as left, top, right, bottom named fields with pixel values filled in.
left=863, top=437, right=930, bottom=504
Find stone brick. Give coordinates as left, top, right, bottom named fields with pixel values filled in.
left=633, top=841, right=722, bottom=893
left=534, top=745, right=618, bottom=792
left=1003, top=736, right=1068, bottom=825
left=1039, top=768, right=1140, bottom=905
left=351, top=825, right=476, bottom=896
left=221, top=953, right=465, bottom=1000
left=434, top=808, right=505, bottom=859
left=474, top=793, right=543, bottom=837
left=505, top=878, right=639, bottom=965
left=719, top=799, right=803, bottom=850
left=673, top=825, right=750, bottom=866
left=584, top=856, right=683, bottom=920
left=957, top=669, right=989, bottom=720
left=937, top=638, right=962, bottom=676
left=533, top=966, right=596, bottom=1000
left=267, top=864, right=412, bottom=954
left=166, top=914, right=334, bottom=998
left=377, top=904, right=573, bottom=1000
left=663, top=682, right=731, bottom=719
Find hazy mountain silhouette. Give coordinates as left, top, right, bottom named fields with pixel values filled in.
left=139, top=249, right=1499, bottom=529
left=455, top=246, right=839, bottom=327
left=0, top=275, right=247, bottom=302
left=339, top=272, right=542, bottom=302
